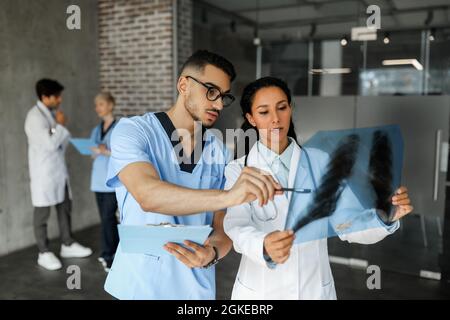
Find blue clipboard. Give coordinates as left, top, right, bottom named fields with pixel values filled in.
left=118, top=224, right=213, bottom=256
left=70, top=138, right=97, bottom=155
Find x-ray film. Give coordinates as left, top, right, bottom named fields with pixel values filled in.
left=284, top=125, right=403, bottom=243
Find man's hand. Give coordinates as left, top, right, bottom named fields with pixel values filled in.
left=163, top=240, right=216, bottom=268
left=263, top=230, right=295, bottom=264
left=55, top=110, right=66, bottom=126
left=226, top=167, right=283, bottom=207
left=391, top=186, right=413, bottom=221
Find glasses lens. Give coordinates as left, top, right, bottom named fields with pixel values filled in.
left=222, top=94, right=235, bottom=107
left=206, top=87, right=220, bottom=101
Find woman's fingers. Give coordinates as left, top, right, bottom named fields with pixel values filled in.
left=393, top=198, right=411, bottom=206
left=276, top=255, right=290, bottom=264
left=393, top=205, right=414, bottom=221
left=273, top=249, right=291, bottom=263
left=267, top=230, right=293, bottom=242
left=270, top=235, right=295, bottom=250
left=392, top=192, right=408, bottom=201
left=396, top=186, right=408, bottom=194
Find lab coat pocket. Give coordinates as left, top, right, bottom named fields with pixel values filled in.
left=235, top=256, right=263, bottom=292
left=320, top=281, right=337, bottom=300
left=143, top=253, right=161, bottom=261
left=232, top=277, right=257, bottom=300
left=318, top=241, right=333, bottom=287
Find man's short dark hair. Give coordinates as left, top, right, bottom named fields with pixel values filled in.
left=36, top=79, right=64, bottom=100
left=180, top=50, right=236, bottom=82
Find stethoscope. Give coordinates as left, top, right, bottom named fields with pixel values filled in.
left=243, top=141, right=318, bottom=222
left=36, top=104, right=56, bottom=136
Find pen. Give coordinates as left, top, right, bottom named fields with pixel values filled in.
left=280, top=188, right=312, bottom=193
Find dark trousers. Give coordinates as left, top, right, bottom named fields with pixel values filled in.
left=95, top=192, right=119, bottom=264
left=33, top=185, right=74, bottom=253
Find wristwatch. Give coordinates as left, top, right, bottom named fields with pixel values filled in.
left=202, top=246, right=219, bottom=269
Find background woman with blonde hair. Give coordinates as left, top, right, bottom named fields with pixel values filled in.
left=90, top=92, right=119, bottom=272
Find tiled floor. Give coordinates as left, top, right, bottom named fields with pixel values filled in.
left=0, top=225, right=448, bottom=300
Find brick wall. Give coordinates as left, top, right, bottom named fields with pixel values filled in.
left=98, top=0, right=193, bottom=117
left=177, top=0, right=193, bottom=73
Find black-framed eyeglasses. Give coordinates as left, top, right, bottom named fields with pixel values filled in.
left=186, top=76, right=235, bottom=107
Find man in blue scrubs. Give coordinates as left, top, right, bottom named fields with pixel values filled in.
left=104, top=50, right=281, bottom=299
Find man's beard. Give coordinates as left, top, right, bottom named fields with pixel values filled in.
left=185, top=102, right=217, bottom=129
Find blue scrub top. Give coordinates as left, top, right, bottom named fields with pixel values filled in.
left=104, top=112, right=230, bottom=300
left=90, top=120, right=117, bottom=193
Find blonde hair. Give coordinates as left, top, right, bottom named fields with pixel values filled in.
left=95, top=91, right=115, bottom=106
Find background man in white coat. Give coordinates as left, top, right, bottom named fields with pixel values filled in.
left=24, top=79, right=92, bottom=271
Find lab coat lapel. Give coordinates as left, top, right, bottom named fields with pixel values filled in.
left=246, top=143, right=271, bottom=174
left=287, top=142, right=301, bottom=203
left=292, top=147, right=309, bottom=195
left=37, top=101, right=56, bottom=126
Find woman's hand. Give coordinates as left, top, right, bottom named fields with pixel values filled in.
left=391, top=186, right=413, bottom=221
left=98, top=144, right=110, bottom=155
left=263, top=230, right=295, bottom=264
left=91, top=144, right=110, bottom=157
left=90, top=146, right=101, bottom=158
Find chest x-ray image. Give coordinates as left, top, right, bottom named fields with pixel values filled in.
left=285, top=125, right=403, bottom=243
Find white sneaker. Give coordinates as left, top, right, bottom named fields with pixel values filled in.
left=60, top=242, right=93, bottom=258
left=38, top=252, right=62, bottom=271
left=97, top=257, right=107, bottom=268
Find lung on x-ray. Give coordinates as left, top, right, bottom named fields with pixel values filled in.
left=284, top=125, right=403, bottom=243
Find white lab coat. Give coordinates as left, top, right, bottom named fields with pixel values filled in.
left=223, top=142, right=399, bottom=300
left=24, top=101, right=71, bottom=207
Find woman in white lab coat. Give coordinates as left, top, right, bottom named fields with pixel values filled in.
left=223, top=77, right=413, bottom=300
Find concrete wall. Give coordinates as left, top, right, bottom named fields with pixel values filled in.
left=0, top=0, right=100, bottom=256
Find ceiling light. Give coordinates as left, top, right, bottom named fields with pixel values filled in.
left=309, top=68, right=352, bottom=74
left=382, top=59, right=423, bottom=70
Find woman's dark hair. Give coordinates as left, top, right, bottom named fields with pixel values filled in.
left=237, top=76, right=298, bottom=157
